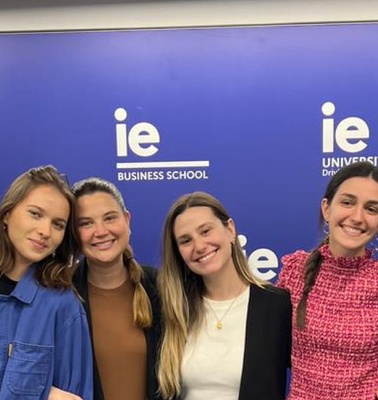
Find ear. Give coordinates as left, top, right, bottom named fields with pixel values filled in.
left=123, top=210, right=131, bottom=226
left=3, top=212, right=9, bottom=225
left=226, top=218, right=236, bottom=241
left=321, top=198, right=330, bottom=222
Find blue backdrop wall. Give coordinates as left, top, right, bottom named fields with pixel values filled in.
left=1, top=23, right=378, bottom=280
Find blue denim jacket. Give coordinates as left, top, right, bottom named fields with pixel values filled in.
left=0, top=264, right=93, bottom=399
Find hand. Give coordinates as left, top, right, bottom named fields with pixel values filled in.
left=48, top=386, right=82, bottom=400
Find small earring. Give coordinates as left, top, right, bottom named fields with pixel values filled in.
left=129, top=229, right=132, bottom=236
left=3, top=223, right=6, bottom=231
left=323, top=221, right=330, bottom=244
left=52, top=251, right=56, bottom=258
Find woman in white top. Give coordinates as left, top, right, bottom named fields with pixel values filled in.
left=157, top=191, right=292, bottom=400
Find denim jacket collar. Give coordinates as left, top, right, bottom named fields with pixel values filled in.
left=10, top=264, right=39, bottom=304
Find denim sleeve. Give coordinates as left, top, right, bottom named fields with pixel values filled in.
left=53, top=304, right=94, bottom=400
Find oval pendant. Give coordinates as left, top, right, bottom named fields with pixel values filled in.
left=216, top=321, right=223, bottom=330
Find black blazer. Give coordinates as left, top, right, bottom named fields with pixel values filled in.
left=238, top=285, right=292, bottom=400
left=73, top=260, right=162, bottom=400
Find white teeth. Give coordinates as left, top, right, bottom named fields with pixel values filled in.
left=198, top=250, right=216, bottom=263
left=93, top=240, right=113, bottom=248
left=343, top=226, right=362, bottom=235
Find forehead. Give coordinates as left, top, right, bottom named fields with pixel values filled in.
left=76, top=192, right=121, bottom=215
left=173, top=206, right=217, bottom=235
left=17, top=185, right=69, bottom=216
left=335, top=176, right=378, bottom=200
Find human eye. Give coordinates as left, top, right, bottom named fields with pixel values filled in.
left=53, top=220, right=67, bottom=231
left=104, top=213, right=118, bottom=222
left=28, top=208, right=41, bottom=219
left=367, top=205, right=378, bottom=215
left=78, top=219, right=92, bottom=228
left=177, top=237, right=191, bottom=246
left=201, top=226, right=212, bottom=236
left=340, top=198, right=353, bottom=207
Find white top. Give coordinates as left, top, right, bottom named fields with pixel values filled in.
left=181, top=287, right=250, bottom=400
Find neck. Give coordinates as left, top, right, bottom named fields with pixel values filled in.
left=7, top=262, right=30, bottom=281
left=87, top=258, right=128, bottom=289
left=204, top=268, right=247, bottom=301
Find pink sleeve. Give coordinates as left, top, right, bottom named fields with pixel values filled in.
left=276, top=250, right=308, bottom=292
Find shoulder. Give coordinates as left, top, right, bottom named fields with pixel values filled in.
left=249, top=285, right=292, bottom=326
left=52, top=288, right=84, bottom=313
left=36, top=286, right=86, bottom=323
left=276, top=249, right=308, bottom=290
left=141, top=265, right=159, bottom=298
left=281, top=249, right=309, bottom=267
left=251, top=284, right=291, bottom=307
left=141, top=265, right=158, bottom=281
left=141, top=265, right=159, bottom=289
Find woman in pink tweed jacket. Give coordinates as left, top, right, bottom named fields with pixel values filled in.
left=277, top=161, right=378, bottom=400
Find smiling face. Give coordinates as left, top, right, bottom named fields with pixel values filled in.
left=4, top=185, right=69, bottom=273
left=76, top=192, right=130, bottom=267
left=173, top=206, right=236, bottom=280
left=321, top=176, right=378, bottom=257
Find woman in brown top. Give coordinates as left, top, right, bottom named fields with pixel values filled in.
left=70, top=177, right=162, bottom=400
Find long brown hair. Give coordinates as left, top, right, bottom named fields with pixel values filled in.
left=0, top=165, right=77, bottom=288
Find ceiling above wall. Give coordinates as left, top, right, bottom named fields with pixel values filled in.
left=0, top=0, right=222, bottom=9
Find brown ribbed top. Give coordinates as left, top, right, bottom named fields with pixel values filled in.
left=89, top=279, right=147, bottom=400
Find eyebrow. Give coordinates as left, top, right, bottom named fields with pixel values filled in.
left=77, top=210, right=119, bottom=220
left=175, top=222, right=212, bottom=240
left=27, top=204, right=68, bottom=225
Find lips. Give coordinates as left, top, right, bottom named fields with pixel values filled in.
left=341, top=225, right=365, bottom=236
left=196, top=249, right=217, bottom=263
left=29, top=238, right=48, bottom=250
left=91, top=239, right=115, bottom=249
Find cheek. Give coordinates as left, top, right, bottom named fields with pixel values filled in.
left=178, top=247, right=190, bottom=262
left=53, top=230, right=66, bottom=246
left=118, top=225, right=130, bottom=241
left=328, top=208, right=345, bottom=223
left=369, top=218, right=378, bottom=233
left=78, top=229, right=91, bottom=245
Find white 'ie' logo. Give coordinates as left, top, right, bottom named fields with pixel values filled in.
left=238, top=234, right=278, bottom=281
left=322, top=101, right=369, bottom=153
left=115, top=108, right=160, bottom=157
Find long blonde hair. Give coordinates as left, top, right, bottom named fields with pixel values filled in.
left=72, top=177, right=153, bottom=328
left=158, top=191, right=266, bottom=399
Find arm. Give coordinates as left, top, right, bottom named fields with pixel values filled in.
left=53, top=304, right=93, bottom=400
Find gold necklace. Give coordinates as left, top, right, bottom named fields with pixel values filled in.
left=206, top=284, right=245, bottom=330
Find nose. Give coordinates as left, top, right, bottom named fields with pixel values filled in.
left=37, top=220, right=52, bottom=238
left=350, top=205, right=364, bottom=223
left=193, top=236, right=207, bottom=253
left=93, top=222, right=109, bottom=237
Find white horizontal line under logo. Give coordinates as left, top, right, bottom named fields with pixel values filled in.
left=116, top=161, right=210, bottom=169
